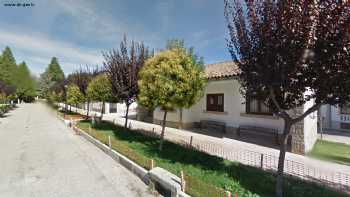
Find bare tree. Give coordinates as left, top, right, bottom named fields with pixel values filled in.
left=225, top=1, right=350, bottom=196
left=103, top=36, right=151, bottom=129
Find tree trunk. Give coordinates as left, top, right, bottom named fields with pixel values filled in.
left=69, top=105, right=72, bottom=112
left=86, top=100, right=90, bottom=119
left=276, top=121, right=292, bottom=197
left=76, top=104, right=78, bottom=112
left=179, top=108, right=183, bottom=129
left=159, top=110, right=168, bottom=151
left=63, top=102, right=67, bottom=118
left=101, top=101, right=105, bottom=120
left=124, top=103, right=130, bottom=129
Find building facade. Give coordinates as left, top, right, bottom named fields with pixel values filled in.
left=319, top=104, right=350, bottom=131
left=152, top=61, right=318, bottom=154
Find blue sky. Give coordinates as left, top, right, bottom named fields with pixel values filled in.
left=0, top=0, right=231, bottom=76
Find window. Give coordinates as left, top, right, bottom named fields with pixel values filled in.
left=341, top=104, right=350, bottom=114
left=206, top=94, right=224, bottom=112
left=246, top=96, right=273, bottom=115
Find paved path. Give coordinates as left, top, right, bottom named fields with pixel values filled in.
left=0, top=103, right=153, bottom=197
left=318, top=129, right=350, bottom=144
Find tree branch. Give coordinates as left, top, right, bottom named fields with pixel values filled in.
left=292, top=102, right=321, bottom=124
left=269, top=87, right=291, bottom=120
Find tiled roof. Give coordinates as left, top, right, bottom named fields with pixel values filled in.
left=204, top=61, right=240, bottom=80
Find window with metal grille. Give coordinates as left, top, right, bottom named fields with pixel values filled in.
left=206, top=94, right=224, bottom=112
left=246, top=96, right=273, bottom=115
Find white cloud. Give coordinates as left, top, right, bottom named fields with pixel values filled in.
left=0, top=29, right=104, bottom=76
left=52, top=0, right=127, bottom=42
left=0, top=29, right=102, bottom=64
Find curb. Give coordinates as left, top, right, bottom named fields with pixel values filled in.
left=72, top=126, right=151, bottom=185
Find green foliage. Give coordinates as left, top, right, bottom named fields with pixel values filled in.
left=0, top=47, right=36, bottom=102
left=16, top=61, right=37, bottom=102
left=138, top=48, right=206, bottom=111
left=47, top=90, right=64, bottom=104
left=0, top=47, right=17, bottom=87
left=39, top=57, right=65, bottom=98
left=67, top=84, right=85, bottom=106
left=0, top=93, right=7, bottom=103
left=46, top=57, right=64, bottom=82
left=87, top=74, right=114, bottom=103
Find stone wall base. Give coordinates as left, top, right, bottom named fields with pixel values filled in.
left=153, top=119, right=195, bottom=130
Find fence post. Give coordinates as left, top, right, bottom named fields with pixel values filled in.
left=151, top=159, right=154, bottom=169
left=260, top=153, right=264, bottom=169
left=108, top=135, right=112, bottom=148
left=129, top=122, right=131, bottom=129
left=225, top=191, right=232, bottom=197
left=180, top=171, right=186, bottom=192
left=190, top=136, right=193, bottom=147
left=70, top=118, right=73, bottom=127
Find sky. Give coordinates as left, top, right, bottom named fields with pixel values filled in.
left=0, top=0, right=232, bottom=76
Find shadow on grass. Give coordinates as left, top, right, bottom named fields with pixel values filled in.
left=310, top=154, right=350, bottom=166
left=80, top=120, right=348, bottom=197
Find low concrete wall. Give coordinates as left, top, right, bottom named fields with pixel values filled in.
left=72, top=126, right=191, bottom=197
left=72, top=126, right=150, bottom=185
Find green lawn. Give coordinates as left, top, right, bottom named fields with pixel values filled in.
left=77, top=120, right=348, bottom=197
left=309, top=139, right=350, bottom=166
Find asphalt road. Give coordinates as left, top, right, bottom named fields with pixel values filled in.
left=0, top=102, right=153, bottom=197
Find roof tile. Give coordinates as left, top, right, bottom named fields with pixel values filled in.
left=205, top=61, right=240, bottom=80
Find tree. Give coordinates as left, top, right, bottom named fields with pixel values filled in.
left=138, top=48, right=206, bottom=151
left=103, top=36, right=151, bottom=129
left=87, top=74, right=114, bottom=119
left=0, top=80, right=15, bottom=103
left=225, top=1, right=350, bottom=196
left=47, top=57, right=65, bottom=82
left=51, top=79, right=69, bottom=110
left=16, top=62, right=36, bottom=102
left=0, top=47, right=18, bottom=87
left=39, top=57, right=65, bottom=98
left=68, top=66, right=99, bottom=118
left=67, top=84, right=85, bottom=112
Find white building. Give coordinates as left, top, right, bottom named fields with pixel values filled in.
left=151, top=61, right=318, bottom=154
left=320, top=104, right=350, bottom=131
left=82, top=102, right=138, bottom=117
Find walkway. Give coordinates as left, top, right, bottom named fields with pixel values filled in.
left=319, top=129, right=350, bottom=144
left=0, top=103, right=152, bottom=197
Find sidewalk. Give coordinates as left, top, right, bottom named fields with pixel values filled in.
left=318, top=129, right=350, bottom=144
left=64, top=104, right=350, bottom=191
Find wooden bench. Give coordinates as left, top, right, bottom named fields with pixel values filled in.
left=238, top=125, right=280, bottom=144
left=200, top=120, right=226, bottom=133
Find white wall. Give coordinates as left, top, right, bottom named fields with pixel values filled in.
left=303, top=98, right=318, bottom=152
left=153, top=79, right=286, bottom=130
left=321, top=104, right=350, bottom=130
left=105, top=102, right=137, bottom=116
